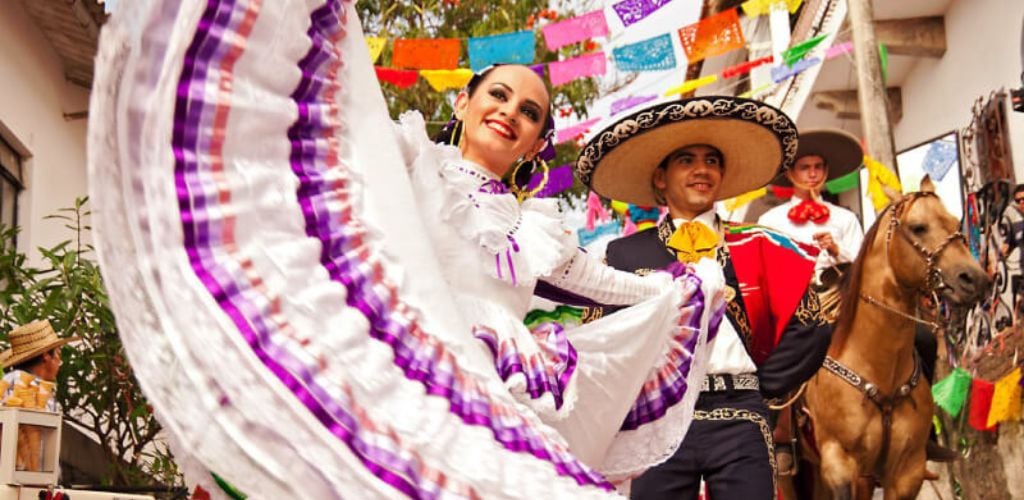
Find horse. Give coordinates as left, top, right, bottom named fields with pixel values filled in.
left=788, top=179, right=990, bottom=499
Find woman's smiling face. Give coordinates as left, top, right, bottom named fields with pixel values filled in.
left=454, top=65, right=551, bottom=177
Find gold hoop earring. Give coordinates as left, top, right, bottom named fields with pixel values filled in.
left=448, top=120, right=464, bottom=147
left=510, top=157, right=549, bottom=203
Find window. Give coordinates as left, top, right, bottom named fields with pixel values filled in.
left=0, top=134, right=24, bottom=237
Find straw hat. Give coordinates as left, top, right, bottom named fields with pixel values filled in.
left=771, top=128, right=863, bottom=187
left=575, top=96, right=798, bottom=206
left=0, top=320, right=78, bottom=369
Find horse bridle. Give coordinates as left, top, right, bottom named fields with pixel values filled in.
left=883, top=192, right=966, bottom=295
left=825, top=192, right=961, bottom=477
left=859, top=192, right=966, bottom=328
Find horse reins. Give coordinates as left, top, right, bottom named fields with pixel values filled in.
left=825, top=192, right=959, bottom=476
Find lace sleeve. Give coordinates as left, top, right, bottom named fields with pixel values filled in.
left=543, top=249, right=674, bottom=306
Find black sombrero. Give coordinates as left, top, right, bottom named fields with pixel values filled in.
left=575, top=96, right=799, bottom=206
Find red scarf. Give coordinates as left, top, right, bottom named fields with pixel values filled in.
left=787, top=198, right=830, bottom=224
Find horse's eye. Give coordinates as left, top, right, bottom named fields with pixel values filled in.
left=910, top=224, right=928, bottom=236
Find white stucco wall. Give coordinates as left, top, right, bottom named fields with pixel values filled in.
left=0, top=1, right=91, bottom=264
left=893, top=0, right=1024, bottom=178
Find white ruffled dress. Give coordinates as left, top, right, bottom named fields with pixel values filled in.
left=89, top=0, right=724, bottom=496
left=395, top=112, right=724, bottom=479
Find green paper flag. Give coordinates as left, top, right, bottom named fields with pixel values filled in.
left=212, top=472, right=248, bottom=500
left=524, top=305, right=584, bottom=329
left=879, top=43, right=888, bottom=84
left=932, top=367, right=972, bottom=417
left=783, top=34, right=828, bottom=67
left=825, top=169, right=861, bottom=194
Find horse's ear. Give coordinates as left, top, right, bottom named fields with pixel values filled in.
left=883, top=185, right=903, bottom=204
left=920, top=175, right=936, bottom=193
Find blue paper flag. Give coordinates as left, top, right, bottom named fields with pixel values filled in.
left=613, top=33, right=677, bottom=72
left=771, top=57, right=821, bottom=83
left=577, top=221, right=621, bottom=247
left=921, top=139, right=958, bottom=182
left=468, top=31, right=536, bottom=72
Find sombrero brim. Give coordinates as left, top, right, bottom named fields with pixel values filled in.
left=576, top=97, right=798, bottom=206
left=0, top=336, right=80, bottom=369
left=772, top=129, right=863, bottom=187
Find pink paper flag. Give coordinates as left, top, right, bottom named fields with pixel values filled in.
left=555, top=117, right=601, bottom=145
left=542, top=10, right=610, bottom=51
left=548, top=52, right=607, bottom=87
left=826, top=41, right=854, bottom=59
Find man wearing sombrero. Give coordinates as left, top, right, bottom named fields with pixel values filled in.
left=577, top=96, right=831, bottom=499
left=757, top=129, right=865, bottom=299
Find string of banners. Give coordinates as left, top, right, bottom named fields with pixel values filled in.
left=370, top=0, right=810, bottom=91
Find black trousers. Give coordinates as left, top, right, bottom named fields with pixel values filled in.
left=630, top=390, right=774, bottom=500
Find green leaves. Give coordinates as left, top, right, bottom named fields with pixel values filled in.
left=0, top=197, right=182, bottom=490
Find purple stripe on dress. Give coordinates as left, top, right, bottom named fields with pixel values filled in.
left=620, top=274, right=710, bottom=430
left=473, top=323, right=578, bottom=410
left=282, top=0, right=611, bottom=491
left=172, top=1, right=432, bottom=497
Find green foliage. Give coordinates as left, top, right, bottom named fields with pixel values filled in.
left=0, top=198, right=183, bottom=490
left=356, top=0, right=602, bottom=180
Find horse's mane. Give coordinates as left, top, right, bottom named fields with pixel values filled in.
left=832, top=203, right=893, bottom=348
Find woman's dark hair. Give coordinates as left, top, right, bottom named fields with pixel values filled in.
left=433, top=64, right=556, bottom=160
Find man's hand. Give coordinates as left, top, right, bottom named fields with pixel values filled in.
left=813, top=231, right=840, bottom=257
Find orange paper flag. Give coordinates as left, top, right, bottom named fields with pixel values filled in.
left=678, top=8, right=745, bottom=64
left=392, top=38, right=461, bottom=70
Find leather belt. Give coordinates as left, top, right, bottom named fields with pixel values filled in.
left=701, top=373, right=759, bottom=393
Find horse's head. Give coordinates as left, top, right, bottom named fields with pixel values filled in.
left=883, top=178, right=990, bottom=305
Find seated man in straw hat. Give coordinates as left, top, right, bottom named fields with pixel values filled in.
left=576, top=96, right=832, bottom=499
left=1, top=320, right=76, bottom=412
left=1, top=320, right=77, bottom=471
left=757, top=129, right=865, bottom=322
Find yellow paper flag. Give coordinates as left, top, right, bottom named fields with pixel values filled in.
left=665, top=75, right=719, bottom=97
left=723, top=187, right=768, bottom=212
left=741, top=0, right=770, bottom=16
left=987, top=367, right=1022, bottom=427
left=366, top=37, right=386, bottom=64
left=420, top=69, right=474, bottom=92
left=742, top=0, right=801, bottom=16
left=738, top=82, right=772, bottom=99
left=864, top=155, right=903, bottom=213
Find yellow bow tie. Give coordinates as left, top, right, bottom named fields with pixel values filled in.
left=668, top=221, right=719, bottom=264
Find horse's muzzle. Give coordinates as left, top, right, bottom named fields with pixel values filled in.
left=942, top=264, right=990, bottom=305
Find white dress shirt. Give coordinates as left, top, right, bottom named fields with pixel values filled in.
left=674, top=210, right=758, bottom=375
left=757, top=198, right=865, bottom=272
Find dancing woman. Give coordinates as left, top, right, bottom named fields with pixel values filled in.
left=88, top=1, right=721, bottom=497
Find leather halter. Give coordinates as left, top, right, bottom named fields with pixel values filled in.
left=822, top=353, right=922, bottom=477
